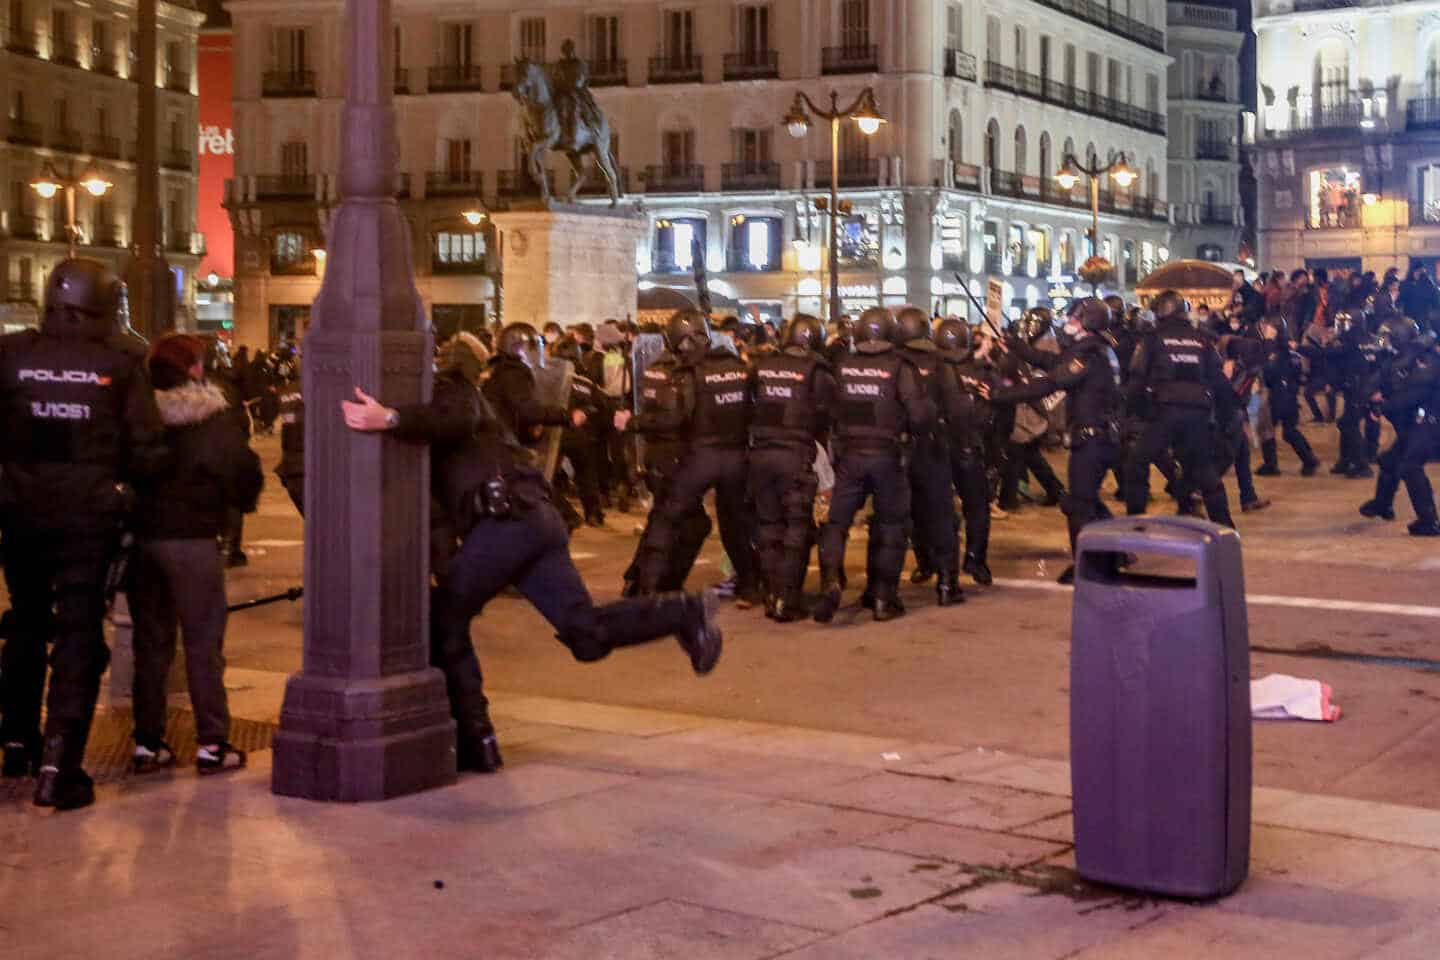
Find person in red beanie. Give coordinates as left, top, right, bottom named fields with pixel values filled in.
left=129, top=334, right=263, bottom=776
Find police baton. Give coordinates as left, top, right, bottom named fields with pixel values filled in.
left=226, top=586, right=304, bottom=613
left=954, top=272, right=1006, bottom=341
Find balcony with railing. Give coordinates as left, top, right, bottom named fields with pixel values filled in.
left=91, top=49, right=120, bottom=76
left=944, top=49, right=977, bottom=82
left=270, top=253, right=317, bottom=276
left=1195, top=139, right=1234, bottom=161
left=168, top=231, right=204, bottom=255
left=1195, top=80, right=1230, bottom=102
left=649, top=55, right=703, bottom=84
left=163, top=147, right=192, bottom=171
left=1261, top=99, right=1366, bottom=140
left=819, top=157, right=881, bottom=189
left=165, top=67, right=190, bottom=92
left=90, top=134, right=122, bottom=159
left=1168, top=3, right=1238, bottom=31
left=721, top=161, right=780, bottom=191
left=496, top=169, right=556, bottom=199
left=7, top=281, right=35, bottom=303
left=1293, top=0, right=1358, bottom=11
left=1408, top=97, right=1440, bottom=130
left=576, top=165, right=630, bottom=196
left=1036, top=0, right=1164, bottom=53
left=642, top=164, right=705, bottom=193
left=89, top=223, right=122, bottom=247
left=984, top=61, right=1166, bottom=135
left=6, top=28, right=38, bottom=56
left=262, top=70, right=316, bottom=97
left=724, top=50, right=777, bottom=81
left=983, top=252, right=1005, bottom=276
left=7, top=121, right=42, bottom=146
left=428, top=63, right=484, bottom=92
left=254, top=174, right=316, bottom=200
left=822, top=45, right=879, bottom=75
left=426, top=170, right=483, bottom=197
left=953, top=162, right=982, bottom=191
left=589, top=59, right=628, bottom=87
left=1198, top=204, right=1235, bottom=225
left=51, top=39, right=82, bottom=66
left=8, top=214, right=44, bottom=240
left=52, top=128, right=84, bottom=153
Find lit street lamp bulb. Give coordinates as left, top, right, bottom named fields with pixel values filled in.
left=1111, top=169, right=1137, bottom=188
left=462, top=210, right=484, bottom=226
left=81, top=177, right=112, bottom=197
left=787, top=120, right=809, bottom=139
left=856, top=116, right=882, bottom=136
left=1056, top=173, right=1078, bottom=191
left=31, top=181, right=59, bottom=199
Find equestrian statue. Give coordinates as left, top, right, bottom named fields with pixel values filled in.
left=511, top=40, right=622, bottom=207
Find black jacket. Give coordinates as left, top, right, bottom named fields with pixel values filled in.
left=482, top=354, right=568, bottom=446
left=136, top=381, right=263, bottom=541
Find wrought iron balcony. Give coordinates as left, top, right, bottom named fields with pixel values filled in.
left=427, top=63, right=484, bottom=93
left=642, top=164, right=705, bottom=193
left=52, top=128, right=84, bottom=153
left=254, top=174, right=316, bottom=200
left=8, top=280, right=35, bottom=303
left=576, top=165, right=629, bottom=195
left=1198, top=204, right=1234, bottom=225
left=6, top=121, right=42, bottom=146
left=723, top=50, right=778, bottom=81
left=649, top=55, right=703, bottom=84
left=89, top=223, right=123, bottom=247
left=270, top=254, right=317, bottom=276
left=721, top=161, right=781, bottom=191
left=496, top=169, right=554, bottom=198
left=822, top=45, right=878, bottom=75
left=168, top=231, right=204, bottom=255
left=9, top=214, right=44, bottom=240
left=90, top=135, right=122, bottom=160
left=52, top=40, right=82, bottom=67
left=944, top=49, right=977, bottom=81
left=6, top=28, right=38, bottom=56
left=1408, top=97, right=1440, bottom=131
left=984, top=61, right=1166, bottom=135
left=1032, top=0, right=1163, bottom=53
left=1196, top=139, right=1233, bottom=161
left=262, top=70, right=316, bottom=97
left=163, top=148, right=192, bottom=171
left=431, top=257, right=488, bottom=275
left=589, top=59, right=628, bottom=87
left=819, top=158, right=881, bottom=189
left=426, top=170, right=483, bottom=197
left=91, top=49, right=120, bottom=76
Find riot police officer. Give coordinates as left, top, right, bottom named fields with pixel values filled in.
left=552, top=337, right=611, bottom=527
left=814, top=307, right=934, bottom=623
left=1331, top=312, right=1382, bottom=479
left=631, top=310, right=759, bottom=600
left=1256, top=318, right=1321, bottom=477
left=897, top=306, right=965, bottom=607
left=983, top=299, right=1122, bottom=585
left=936, top=319, right=996, bottom=586
left=275, top=350, right=306, bottom=515
left=995, top=308, right=1067, bottom=512
left=484, top=322, right=570, bottom=446
left=1124, top=289, right=1236, bottom=527
left=342, top=361, right=722, bottom=774
left=749, top=314, right=836, bottom=621
left=0, top=258, right=167, bottom=808
left=1361, top=318, right=1440, bottom=528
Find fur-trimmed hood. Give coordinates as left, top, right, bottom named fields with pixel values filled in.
left=154, top=380, right=231, bottom=427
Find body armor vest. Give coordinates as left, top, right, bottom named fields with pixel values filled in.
left=1146, top=322, right=1213, bottom=407
left=835, top=347, right=906, bottom=448
left=691, top=352, right=751, bottom=447
left=752, top=349, right=820, bottom=449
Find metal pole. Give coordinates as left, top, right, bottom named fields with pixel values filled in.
left=65, top=186, right=76, bottom=259
left=1089, top=174, right=1100, bottom=258
left=829, top=98, right=841, bottom=324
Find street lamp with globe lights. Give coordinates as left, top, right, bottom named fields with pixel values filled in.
left=30, top=161, right=113, bottom=258
left=1054, top=151, right=1136, bottom=291
left=783, top=87, right=886, bottom=322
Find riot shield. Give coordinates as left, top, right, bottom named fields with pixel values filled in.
left=629, top=332, right=667, bottom=465
left=532, top=358, right=574, bottom=482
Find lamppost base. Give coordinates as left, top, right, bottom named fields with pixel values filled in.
left=271, top=668, right=457, bottom=802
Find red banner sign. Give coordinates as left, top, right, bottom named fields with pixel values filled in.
left=197, top=31, right=233, bottom=279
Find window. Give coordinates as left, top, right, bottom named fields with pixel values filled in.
left=54, top=97, right=67, bottom=131
left=96, top=106, right=108, bottom=136
left=940, top=210, right=965, bottom=271
left=393, top=25, right=402, bottom=72
left=519, top=17, right=545, bottom=62
left=1146, top=73, right=1160, bottom=114
left=272, top=27, right=308, bottom=73
left=1039, top=36, right=1051, bottom=83
left=446, top=138, right=472, bottom=175
left=169, top=116, right=182, bottom=151
left=11, top=180, right=26, bottom=216
left=1313, top=41, right=1348, bottom=109
left=1013, top=27, right=1024, bottom=73
left=984, top=118, right=998, bottom=171
left=9, top=0, right=23, bottom=36
left=589, top=15, right=620, bottom=66
left=737, top=4, right=770, bottom=55
left=51, top=8, right=67, bottom=45
left=165, top=40, right=182, bottom=77
left=1087, top=51, right=1100, bottom=92
left=1013, top=126, right=1026, bottom=175
left=443, top=23, right=472, bottom=67
left=948, top=110, right=963, bottom=164
left=1063, top=44, right=1076, bottom=87
left=1107, top=58, right=1121, bottom=100
left=946, top=3, right=962, bottom=51
left=281, top=141, right=308, bottom=176
left=435, top=231, right=484, bottom=264
left=92, top=19, right=108, bottom=56
left=662, top=129, right=695, bottom=172
left=1308, top=167, right=1361, bottom=229
left=651, top=217, right=707, bottom=273
left=839, top=0, right=870, bottom=50
left=664, top=10, right=695, bottom=64
left=727, top=215, right=782, bottom=272
left=985, top=17, right=1000, bottom=63
left=1038, top=132, right=1051, bottom=184
left=733, top=128, right=772, bottom=168
left=273, top=232, right=308, bottom=267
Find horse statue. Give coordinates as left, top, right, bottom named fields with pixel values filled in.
left=510, top=48, right=621, bottom=208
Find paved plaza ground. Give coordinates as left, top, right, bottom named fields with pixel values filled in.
left=4, top=421, right=1440, bottom=958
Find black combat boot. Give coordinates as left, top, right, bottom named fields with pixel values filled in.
left=936, top=571, right=966, bottom=607
left=812, top=579, right=843, bottom=624
left=1359, top=500, right=1396, bottom=522
left=909, top=567, right=934, bottom=585
left=771, top=591, right=807, bottom=623
left=872, top=582, right=906, bottom=622
left=598, top=592, right=723, bottom=674
left=1409, top=520, right=1440, bottom=537
left=2, top=737, right=40, bottom=779
left=1255, top=440, right=1281, bottom=476
left=456, top=720, right=504, bottom=774
left=963, top=554, right=993, bottom=586
left=33, top=733, right=94, bottom=811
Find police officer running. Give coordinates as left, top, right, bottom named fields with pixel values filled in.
left=1124, top=289, right=1237, bottom=528
left=749, top=314, right=836, bottom=621
left=813, top=307, right=934, bottom=623
left=982, top=299, right=1121, bottom=585
left=341, top=356, right=722, bottom=774
left=1359, top=318, right=1440, bottom=533
left=0, top=259, right=167, bottom=808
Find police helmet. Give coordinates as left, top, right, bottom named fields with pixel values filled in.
left=934, top=319, right=972, bottom=356
left=1150, top=289, right=1186, bottom=324
left=1017, top=307, right=1053, bottom=344
left=896, top=306, right=931, bottom=345
left=42, top=258, right=123, bottom=341
left=1076, top=298, right=1111, bottom=333
left=782, top=313, right=825, bottom=353
left=854, top=307, right=894, bottom=345
left=664, top=308, right=710, bottom=360
left=497, top=322, right=545, bottom=368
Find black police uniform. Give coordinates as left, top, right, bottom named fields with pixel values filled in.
left=635, top=346, right=758, bottom=598
left=0, top=285, right=166, bottom=798
left=993, top=346, right=1066, bottom=510
left=392, top=370, right=721, bottom=771
left=1124, top=318, right=1237, bottom=527
left=942, top=351, right=997, bottom=584
left=624, top=351, right=712, bottom=593
left=561, top=371, right=611, bottom=525
left=1332, top=326, right=1384, bottom=476
left=814, top=341, right=933, bottom=621
left=275, top=373, right=305, bottom=514
left=1364, top=341, right=1440, bottom=522
left=1258, top=338, right=1320, bottom=475
left=749, top=345, right=836, bottom=619
left=1105, top=323, right=1180, bottom=505
left=1396, top=355, right=1440, bottom=534
left=482, top=351, right=569, bottom=445
left=902, top=338, right=965, bottom=604
left=992, top=333, right=1122, bottom=565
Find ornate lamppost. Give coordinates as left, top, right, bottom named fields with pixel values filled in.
left=1055, top=151, right=1137, bottom=292
left=30, top=162, right=113, bottom=258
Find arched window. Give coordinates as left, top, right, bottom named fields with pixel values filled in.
left=985, top=118, right=999, bottom=171
left=1014, top=126, right=1027, bottom=175
left=1146, top=160, right=1158, bottom=199
left=1085, top=142, right=1097, bottom=170
left=1039, top=132, right=1052, bottom=184
left=949, top=110, right=964, bottom=165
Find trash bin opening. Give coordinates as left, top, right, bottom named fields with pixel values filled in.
left=1078, top=549, right=1198, bottom=589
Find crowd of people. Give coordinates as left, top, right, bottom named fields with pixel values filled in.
left=3, top=253, right=1438, bottom=808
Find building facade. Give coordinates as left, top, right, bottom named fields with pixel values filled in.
left=1251, top=0, right=1440, bottom=275
left=0, top=0, right=204, bottom=330
left=224, top=0, right=1173, bottom=347
left=1166, top=1, right=1244, bottom=261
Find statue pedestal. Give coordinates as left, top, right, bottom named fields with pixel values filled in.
left=492, top=207, right=644, bottom=328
